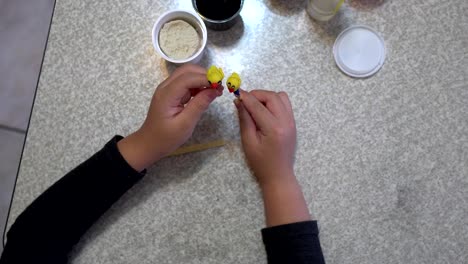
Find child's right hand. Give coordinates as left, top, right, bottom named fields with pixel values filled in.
left=236, top=90, right=311, bottom=227
left=235, top=90, right=297, bottom=188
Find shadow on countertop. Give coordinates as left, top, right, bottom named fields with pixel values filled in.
left=348, top=0, right=387, bottom=10
left=264, top=0, right=306, bottom=16
left=308, top=5, right=355, bottom=46
left=161, top=49, right=213, bottom=74
left=207, top=17, right=245, bottom=47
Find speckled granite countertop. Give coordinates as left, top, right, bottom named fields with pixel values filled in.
left=6, top=0, right=468, bottom=263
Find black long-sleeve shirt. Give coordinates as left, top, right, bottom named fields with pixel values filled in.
left=0, top=136, right=325, bottom=263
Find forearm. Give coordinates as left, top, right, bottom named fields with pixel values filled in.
left=260, top=173, right=311, bottom=227
left=260, top=172, right=325, bottom=264
left=262, top=221, right=326, bottom=264
left=0, top=136, right=144, bottom=264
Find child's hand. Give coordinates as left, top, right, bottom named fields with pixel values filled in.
left=119, top=64, right=223, bottom=171
left=236, top=90, right=310, bottom=227
left=235, top=90, right=297, bottom=187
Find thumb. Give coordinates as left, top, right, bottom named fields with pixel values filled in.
left=235, top=99, right=256, bottom=141
left=180, top=88, right=219, bottom=122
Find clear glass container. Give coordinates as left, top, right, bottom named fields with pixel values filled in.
left=307, top=0, right=344, bottom=21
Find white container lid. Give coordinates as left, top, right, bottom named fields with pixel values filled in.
left=333, top=25, right=386, bottom=78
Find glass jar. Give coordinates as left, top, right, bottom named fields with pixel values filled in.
left=307, top=0, right=344, bottom=21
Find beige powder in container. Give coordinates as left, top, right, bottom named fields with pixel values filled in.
left=159, top=20, right=200, bottom=60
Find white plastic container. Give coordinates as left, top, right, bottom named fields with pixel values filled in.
left=307, top=0, right=344, bottom=21
left=152, top=10, right=207, bottom=64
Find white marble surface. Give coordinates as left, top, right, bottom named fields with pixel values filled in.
left=6, top=0, right=468, bottom=263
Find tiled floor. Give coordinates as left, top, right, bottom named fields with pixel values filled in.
left=0, top=0, right=55, bottom=255
left=0, top=129, right=25, bottom=251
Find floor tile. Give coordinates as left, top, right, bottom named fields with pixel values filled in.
left=0, top=128, right=25, bottom=255
left=0, top=0, right=55, bottom=130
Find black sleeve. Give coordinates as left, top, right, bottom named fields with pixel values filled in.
left=262, top=221, right=326, bottom=264
left=0, top=136, right=144, bottom=264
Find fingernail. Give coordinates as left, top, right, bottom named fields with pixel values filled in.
left=233, top=99, right=240, bottom=108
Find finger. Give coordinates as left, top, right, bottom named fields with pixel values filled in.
left=249, top=90, right=287, bottom=118
left=277, top=91, right=294, bottom=117
left=160, top=64, right=207, bottom=89
left=190, top=88, right=202, bottom=97
left=159, top=73, right=209, bottom=108
left=239, top=90, right=276, bottom=132
left=183, top=85, right=223, bottom=105
left=216, top=84, right=224, bottom=95
left=191, top=84, right=223, bottom=97
left=234, top=99, right=257, bottom=141
left=181, top=92, right=192, bottom=105
left=179, top=88, right=219, bottom=123
left=165, top=64, right=206, bottom=86
left=170, top=72, right=211, bottom=99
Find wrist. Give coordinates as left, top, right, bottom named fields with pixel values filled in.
left=117, top=130, right=161, bottom=171
left=256, top=167, right=296, bottom=190
left=259, top=174, right=311, bottom=227
left=259, top=174, right=298, bottom=193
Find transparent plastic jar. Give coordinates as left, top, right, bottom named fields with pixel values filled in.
left=307, top=0, right=344, bottom=21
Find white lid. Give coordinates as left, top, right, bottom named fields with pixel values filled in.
left=333, top=25, right=386, bottom=78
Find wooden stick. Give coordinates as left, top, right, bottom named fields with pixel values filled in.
left=168, top=139, right=226, bottom=156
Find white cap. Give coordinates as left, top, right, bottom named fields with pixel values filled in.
left=333, top=25, right=386, bottom=78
